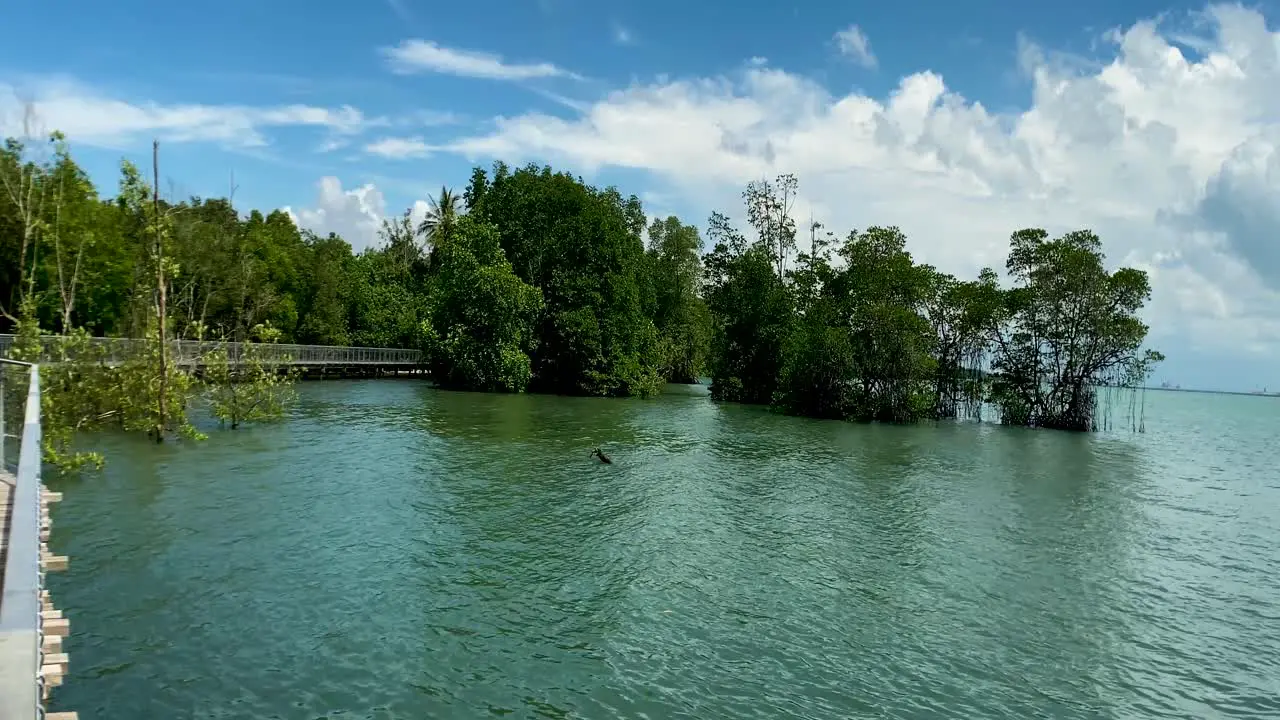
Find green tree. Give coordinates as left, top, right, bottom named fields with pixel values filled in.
left=774, top=222, right=853, bottom=418
left=422, top=215, right=542, bottom=392
left=114, top=151, right=197, bottom=442
left=202, top=322, right=298, bottom=429
left=465, top=163, right=662, bottom=397
left=831, top=226, right=936, bottom=422
left=703, top=211, right=793, bottom=404
left=987, top=229, right=1163, bottom=431
left=645, top=216, right=711, bottom=383
left=296, top=231, right=354, bottom=345
left=418, top=186, right=459, bottom=250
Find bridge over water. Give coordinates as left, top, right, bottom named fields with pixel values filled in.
left=0, top=335, right=423, bottom=378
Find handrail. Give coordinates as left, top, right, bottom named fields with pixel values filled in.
left=0, top=335, right=422, bottom=366
left=0, top=358, right=41, bottom=719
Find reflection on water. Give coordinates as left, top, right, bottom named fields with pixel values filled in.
left=45, top=381, right=1280, bottom=719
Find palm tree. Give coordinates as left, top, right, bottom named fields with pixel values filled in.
left=418, top=186, right=459, bottom=246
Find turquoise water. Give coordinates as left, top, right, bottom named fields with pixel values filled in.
left=44, top=381, right=1280, bottom=718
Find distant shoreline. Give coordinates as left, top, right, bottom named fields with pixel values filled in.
left=1141, top=386, right=1279, bottom=398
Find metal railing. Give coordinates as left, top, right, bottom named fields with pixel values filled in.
left=0, top=359, right=42, bottom=718
left=0, top=335, right=422, bottom=367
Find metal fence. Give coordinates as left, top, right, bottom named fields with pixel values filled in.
left=0, top=359, right=42, bottom=718
left=0, top=335, right=422, bottom=367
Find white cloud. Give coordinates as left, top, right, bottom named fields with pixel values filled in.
left=613, top=23, right=635, bottom=46
left=282, top=177, right=436, bottom=252
left=364, top=136, right=432, bottom=158
left=439, top=4, right=1280, bottom=376
left=834, top=24, right=877, bottom=69
left=381, top=39, right=581, bottom=81
left=0, top=77, right=369, bottom=148
left=283, top=177, right=389, bottom=251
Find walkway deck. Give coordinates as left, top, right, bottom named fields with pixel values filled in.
left=0, top=363, right=77, bottom=720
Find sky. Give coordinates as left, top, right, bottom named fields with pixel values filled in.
left=3, top=0, right=1280, bottom=393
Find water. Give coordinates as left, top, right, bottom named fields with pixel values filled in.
left=44, top=381, right=1280, bottom=719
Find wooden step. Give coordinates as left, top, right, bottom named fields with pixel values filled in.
left=44, top=617, right=70, bottom=637
left=40, top=664, right=64, bottom=686
left=42, top=555, right=69, bottom=572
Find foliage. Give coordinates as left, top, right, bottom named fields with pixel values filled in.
left=644, top=216, right=711, bottom=383
left=986, top=229, right=1163, bottom=430
left=701, top=176, right=1162, bottom=432
left=2, top=127, right=1163, bottom=441
left=6, top=297, right=110, bottom=469
left=422, top=215, right=543, bottom=392
left=202, top=322, right=298, bottom=429
left=465, top=162, right=663, bottom=397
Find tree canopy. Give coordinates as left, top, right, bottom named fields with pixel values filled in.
left=2, top=130, right=1163, bottom=443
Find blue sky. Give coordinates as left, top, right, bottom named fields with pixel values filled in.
left=4, top=0, right=1280, bottom=392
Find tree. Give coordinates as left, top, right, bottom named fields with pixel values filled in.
left=987, top=229, right=1163, bottom=431
left=422, top=215, right=542, bottom=392
left=774, top=221, right=853, bottom=418
left=296, top=231, right=354, bottom=345
left=702, top=211, right=793, bottom=404
left=5, top=297, right=115, bottom=470
left=0, top=108, right=52, bottom=317
left=43, top=133, right=98, bottom=333
left=109, top=149, right=197, bottom=442
left=921, top=268, right=1001, bottom=419
left=829, top=226, right=937, bottom=422
left=418, top=186, right=459, bottom=241
left=743, top=174, right=798, bottom=279
left=202, top=323, right=298, bottom=429
left=466, top=163, right=662, bottom=397
left=645, top=216, right=711, bottom=383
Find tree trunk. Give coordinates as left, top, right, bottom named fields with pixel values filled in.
left=153, top=140, right=169, bottom=442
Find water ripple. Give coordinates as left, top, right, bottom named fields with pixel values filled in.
left=40, top=382, right=1280, bottom=719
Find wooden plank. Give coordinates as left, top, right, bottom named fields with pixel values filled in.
left=43, top=491, right=63, bottom=503
left=46, top=714, right=79, bottom=720
left=43, top=555, right=69, bottom=571
left=43, top=652, right=69, bottom=666
left=44, top=617, right=70, bottom=637
left=43, top=634, right=64, bottom=653
left=41, top=609, right=63, bottom=620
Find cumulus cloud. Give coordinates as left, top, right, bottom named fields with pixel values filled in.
left=381, top=39, right=581, bottom=81
left=613, top=23, right=636, bottom=46
left=1188, top=131, right=1280, bottom=288
left=0, top=78, right=369, bottom=149
left=439, top=3, right=1280, bottom=373
left=283, top=177, right=389, bottom=251
left=834, top=24, right=877, bottom=69
left=282, top=177, right=435, bottom=251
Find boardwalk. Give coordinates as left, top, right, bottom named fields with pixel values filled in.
left=0, top=361, right=75, bottom=720
left=0, top=334, right=423, bottom=378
